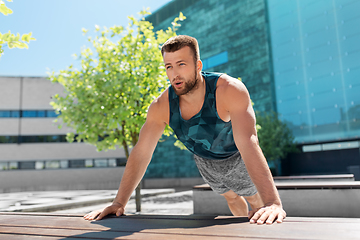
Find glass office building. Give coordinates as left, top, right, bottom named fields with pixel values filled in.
left=268, top=0, right=360, bottom=144
left=147, top=0, right=360, bottom=176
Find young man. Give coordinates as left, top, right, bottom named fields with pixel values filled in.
left=84, top=35, right=286, bottom=224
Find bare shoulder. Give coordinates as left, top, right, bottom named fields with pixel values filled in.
left=147, top=88, right=170, bottom=125
left=216, top=74, right=250, bottom=111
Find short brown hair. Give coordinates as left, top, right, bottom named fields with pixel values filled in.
left=161, top=35, right=200, bottom=64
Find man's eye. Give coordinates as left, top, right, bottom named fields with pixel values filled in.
left=166, top=66, right=172, bottom=69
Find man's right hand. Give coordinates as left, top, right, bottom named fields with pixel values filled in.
left=83, top=202, right=125, bottom=221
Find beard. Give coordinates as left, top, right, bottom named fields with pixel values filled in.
left=172, top=70, right=199, bottom=96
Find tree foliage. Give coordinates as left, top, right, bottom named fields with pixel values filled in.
left=49, top=10, right=186, bottom=157
left=0, top=0, right=35, bottom=58
left=256, top=111, right=298, bottom=173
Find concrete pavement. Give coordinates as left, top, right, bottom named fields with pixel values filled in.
left=0, top=188, right=194, bottom=215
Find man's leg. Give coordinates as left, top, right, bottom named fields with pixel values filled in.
left=221, top=191, right=264, bottom=216
left=221, top=190, right=248, bottom=216
left=243, top=192, right=264, bottom=211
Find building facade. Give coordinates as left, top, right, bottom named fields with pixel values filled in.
left=0, top=76, right=127, bottom=192
left=268, top=0, right=360, bottom=144
left=146, top=0, right=360, bottom=176
left=268, top=0, right=360, bottom=176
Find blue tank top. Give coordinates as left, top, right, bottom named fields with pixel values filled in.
left=168, top=72, right=238, bottom=160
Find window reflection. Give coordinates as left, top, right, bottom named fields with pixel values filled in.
left=19, top=161, right=35, bottom=170
left=268, top=0, right=360, bottom=143
left=0, top=162, right=8, bottom=171
left=69, top=160, right=85, bottom=168
left=108, top=158, right=117, bottom=167
left=85, top=159, right=93, bottom=168
left=22, top=111, right=37, bottom=117
left=60, top=160, right=68, bottom=168
left=202, top=51, right=228, bottom=70
left=45, top=160, right=60, bottom=169
left=2, top=158, right=124, bottom=171
left=94, top=159, right=108, bottom=167
left=0, top=110, right=59, bottom=118
left=35, top=161, right=45, bottom=170
left=9, top=162, right=18, bottom=170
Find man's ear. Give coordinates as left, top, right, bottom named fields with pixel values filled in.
left=197, top=60, right=203, bottom=72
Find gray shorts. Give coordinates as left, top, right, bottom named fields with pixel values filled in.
left=194, top=152, right=258, bottom=197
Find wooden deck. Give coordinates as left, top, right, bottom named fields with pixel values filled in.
left=1, top=212, right=360, bottom=239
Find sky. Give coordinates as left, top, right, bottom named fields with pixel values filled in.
left=0, top=0, right=171, bottom=77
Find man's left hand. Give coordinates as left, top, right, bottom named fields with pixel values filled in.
left=248, top=204, right=286, bottom=224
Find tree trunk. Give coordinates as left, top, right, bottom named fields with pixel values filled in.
left=120, top=128, right=141, bottom=212
left=135, top=183, right=141, bottom=212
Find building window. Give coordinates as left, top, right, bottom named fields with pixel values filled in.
left=47, top=135, right=60, bottom=142
left=46, top=110, right=59, bottom=118
left=20, top=136, right=38, bottom=143
left=0, top=110, right=59, bottom=118
left=1, top=158, right=123, bottom=171
left=37, top=110, right=46, bottom=117
left=22, top=110, right=38, bottom=117
left=116, top=158, right=127, bottom=166
left=9, top=162, right=18, bottom=170
left=69, top=160, right=85, bottom=168
left=94, top=159, right=108, bottom=167
left=60, top=160, right=69, bottom=168
left=0, top=111, right=11, bottom=117
left=0, top=111, right=21, bottom=118
left=85, top=159, right=94, bottom=168
left=0, top=136, right=18, bottom=144
left=35, top=161, right=45, bottom=170
left=11, top=111, right=20, bottom=117
left=202, top=51, right=228, bottom=70
left=108, top=158, right=117, bottom=167
left=19, top=161, right=36, bottom=170
left=0, top=162, right=8, bottom=170
left=45, top=160, right=60, bottom=169
left=0, top=135, right=68, bottom=144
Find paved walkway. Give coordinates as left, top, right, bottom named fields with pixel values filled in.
left=0, top=189, right=194, bottom=215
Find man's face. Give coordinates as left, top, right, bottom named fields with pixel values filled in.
left=163, top=46, right=199, bottom=96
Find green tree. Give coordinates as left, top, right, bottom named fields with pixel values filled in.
left=49, top=10, right=185, bottom=211
left=0, top=0, right=35, bottom=58
left=256, top=111, right=298, bottom=176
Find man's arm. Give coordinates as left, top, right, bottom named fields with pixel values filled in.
left=84, top=94, right=168, bottom=221
left=219, top=75, right=286, bottom=224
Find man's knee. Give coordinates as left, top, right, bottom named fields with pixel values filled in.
left=221, top=190, right=242, bottom=203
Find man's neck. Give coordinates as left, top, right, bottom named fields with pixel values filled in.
left=179, top=73, right=205, bottom=104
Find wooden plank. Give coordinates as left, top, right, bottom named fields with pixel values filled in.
left=0, top=213, right=360, bottom=239
left=0, top=233, right=61, bottom=240
left=0, top=226, right=235, bottom=240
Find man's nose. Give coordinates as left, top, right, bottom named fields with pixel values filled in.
left=172, top=74, right=180, bottom=82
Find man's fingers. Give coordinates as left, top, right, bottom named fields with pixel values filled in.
left=265, top=212, right=277, bottom=225
left=249, top=205, right=286, bottom=224
left=248, top=207, right=260, bottom=220
left=255, top=208, right=271, bottom=225
left=116, top=208, right=124, bottom=217
left=249, top=207, right=265, bottom=224
left=95, top=210, right=107, bottom=221
left=84, top=204, right=124, bottom=221
left=276, top=211, right=286, bottom=223
left=83, top=211, right=101, bottom=221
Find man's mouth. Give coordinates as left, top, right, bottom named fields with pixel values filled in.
left=174, top=81, right=183, bottom=87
